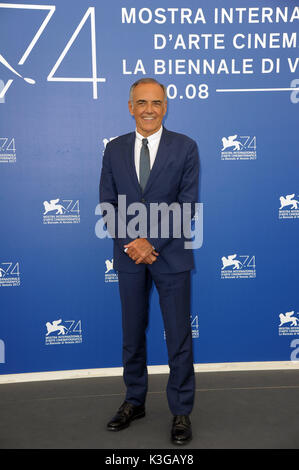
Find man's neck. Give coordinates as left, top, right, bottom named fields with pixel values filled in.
left=135, top=126, right=163, bottom=139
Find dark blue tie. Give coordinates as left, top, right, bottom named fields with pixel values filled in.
left=139, top=138, right=150, bottom=192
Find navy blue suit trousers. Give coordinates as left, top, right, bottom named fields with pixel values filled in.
left=118, top=266, right=195, bottom=416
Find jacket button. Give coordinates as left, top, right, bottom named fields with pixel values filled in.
left=141, top=198, right=146, bottom=203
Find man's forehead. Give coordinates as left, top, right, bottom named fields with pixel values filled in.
left=132, top=83, right=165, bottom=100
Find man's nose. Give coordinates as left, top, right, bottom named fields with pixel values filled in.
left=144, top=102, right=154, bottom=113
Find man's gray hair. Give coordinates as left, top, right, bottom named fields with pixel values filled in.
left=129, top=78, right=167, bottom=105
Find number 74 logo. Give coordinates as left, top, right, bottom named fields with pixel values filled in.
left=0, top=3, right=106, bottom=100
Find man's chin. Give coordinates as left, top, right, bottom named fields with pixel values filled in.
left=138, top=123, right=161, bottom=136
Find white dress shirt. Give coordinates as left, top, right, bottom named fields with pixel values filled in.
left=134, top=126, right=163, bottom=182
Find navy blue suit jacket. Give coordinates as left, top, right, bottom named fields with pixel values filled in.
left=100, top=127, right=199, bottom=273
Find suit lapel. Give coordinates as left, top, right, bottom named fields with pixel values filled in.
left=124, top=132, right=142, bottom=195
left=143, top=127, right=171, bottom=194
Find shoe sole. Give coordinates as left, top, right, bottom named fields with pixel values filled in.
left=171, top=435, right=192, bottom=445
left=107, top=411, right=146, bottom=432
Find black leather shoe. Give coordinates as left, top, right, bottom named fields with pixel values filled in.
left=106, top=401, right=145, bottom=431
left=171, top=415, right=192, bottom=445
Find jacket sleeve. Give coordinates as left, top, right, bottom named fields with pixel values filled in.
left=99, top=143, right=132, bottom=249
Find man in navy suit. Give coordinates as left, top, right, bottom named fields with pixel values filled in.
left=100, top=78, right=199, bottom=445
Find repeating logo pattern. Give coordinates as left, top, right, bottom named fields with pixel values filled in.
left=0, top=137, right=16, bottom=163
left=0, top=262, right=20, bottom=287
left=43, top=199, right=80, bottom=224
left=104, top=258, right=118, bottom=283
left=45, top=319, right=83, bottom=345
left=221, top=254, right=256, bottom=279
left=278, top=311, right=299, bottom=336
left=221, top=134, right=257, bottom=160
left=279, top=194, right=299, bottom=219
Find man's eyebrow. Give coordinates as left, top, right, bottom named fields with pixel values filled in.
left=136, top=99, right=163, bottom=103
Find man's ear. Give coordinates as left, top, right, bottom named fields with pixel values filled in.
left=128, top=100, right=134, bottom=116
left=163, top=100, right=168, bottom=116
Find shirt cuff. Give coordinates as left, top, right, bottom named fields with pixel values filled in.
left=124, top=245, right=155, bottom=254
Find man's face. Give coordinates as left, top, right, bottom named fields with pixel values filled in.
left=128, top=83, right=167, bottom=137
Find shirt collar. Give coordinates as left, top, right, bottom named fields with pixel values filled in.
left=135, top=126, right=163, bottom=144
